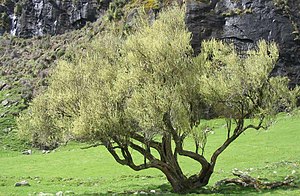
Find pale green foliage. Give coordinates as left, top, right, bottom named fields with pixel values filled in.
left=17, top=95, right=67, bottom=148
left=17, top=6, right=298, bottom=151
left=17, top=31, right=123, bottom=147
left=197, top=39, right=299, bottom=123
left=17, top=6, right=200, bottom=146
left=122, top=8, right=195, bottom=136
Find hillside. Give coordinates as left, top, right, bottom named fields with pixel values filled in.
left=0, top=18, right=106, bottom=150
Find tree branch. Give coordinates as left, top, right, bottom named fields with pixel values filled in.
left=104, top=139, right=154, bottom=171
left=163, top=112, right=210, bottom=168
left=211, top=119, right=244, bottom=166
left=128, top=140, right=156, bottom=161
left=123, top=142, right=154, bottom=171
left=211, top=114, right=268, bottom=167
left=243, top=116, right=267, bottom=131
left=104, top=140, right=128, bottom=166
left=80, top=143, right=102, bottom=149
left=226, top=118, right=231, bottom=139
left=130, top=132, right=162, bottom=155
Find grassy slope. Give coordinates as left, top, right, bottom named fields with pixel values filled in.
left=0, top=113, right=299, bottom=195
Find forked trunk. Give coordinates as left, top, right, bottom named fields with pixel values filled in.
left=163, top=165, right=214, bottom=193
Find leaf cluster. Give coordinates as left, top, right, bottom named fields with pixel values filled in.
left=198, top=40, right=298, bottom=121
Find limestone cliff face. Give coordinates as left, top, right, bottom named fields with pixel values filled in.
left=0, top=0, right=111, bottom=37
left=186, top=0, right=300, bottom=86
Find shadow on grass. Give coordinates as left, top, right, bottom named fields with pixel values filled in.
left=78, top=183, right=300, bottom=195
left=77, top=170, right=300, bottom=195
left=212, top=184, right=300, bottom=195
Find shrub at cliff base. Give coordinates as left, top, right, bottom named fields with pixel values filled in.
left=17, top=6, right=299, bottom=193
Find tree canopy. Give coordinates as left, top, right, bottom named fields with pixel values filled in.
left=17, top=6, right=299, bottom=193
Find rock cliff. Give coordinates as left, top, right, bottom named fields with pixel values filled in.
left=0, top=0, right=111, bottom=37
left=0, top=0, right=299, bottom=85
left=186, top=0, right=300, bottom=87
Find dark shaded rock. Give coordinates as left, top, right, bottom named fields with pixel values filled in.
left=1, top=0, right=112, bottom=37
left=186, top=0, right=300, bottom=87
left=185, top=0, right=225, bottom=53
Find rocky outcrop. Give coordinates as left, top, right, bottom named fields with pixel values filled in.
left=1, top=0, right=300, bottom=86
left=186, top=0, right=300, bottom=87
left=0, top=0, right=111, bottom=37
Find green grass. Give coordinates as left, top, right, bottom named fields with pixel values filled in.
left=0, top=112, right=300, bottom=195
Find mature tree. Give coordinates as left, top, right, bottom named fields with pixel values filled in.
left=17, top=6, right=299, bottom=193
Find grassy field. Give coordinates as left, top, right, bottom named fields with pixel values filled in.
left=0, top=112, right=300, bottom=195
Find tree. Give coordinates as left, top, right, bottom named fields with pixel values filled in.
left=17, top=6, right=299, bottom=193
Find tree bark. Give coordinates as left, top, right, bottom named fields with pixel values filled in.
left=158, top=163, right=214, bottom=193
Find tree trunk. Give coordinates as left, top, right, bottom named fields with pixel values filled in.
left=162, top=165, right=214, bottom=193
